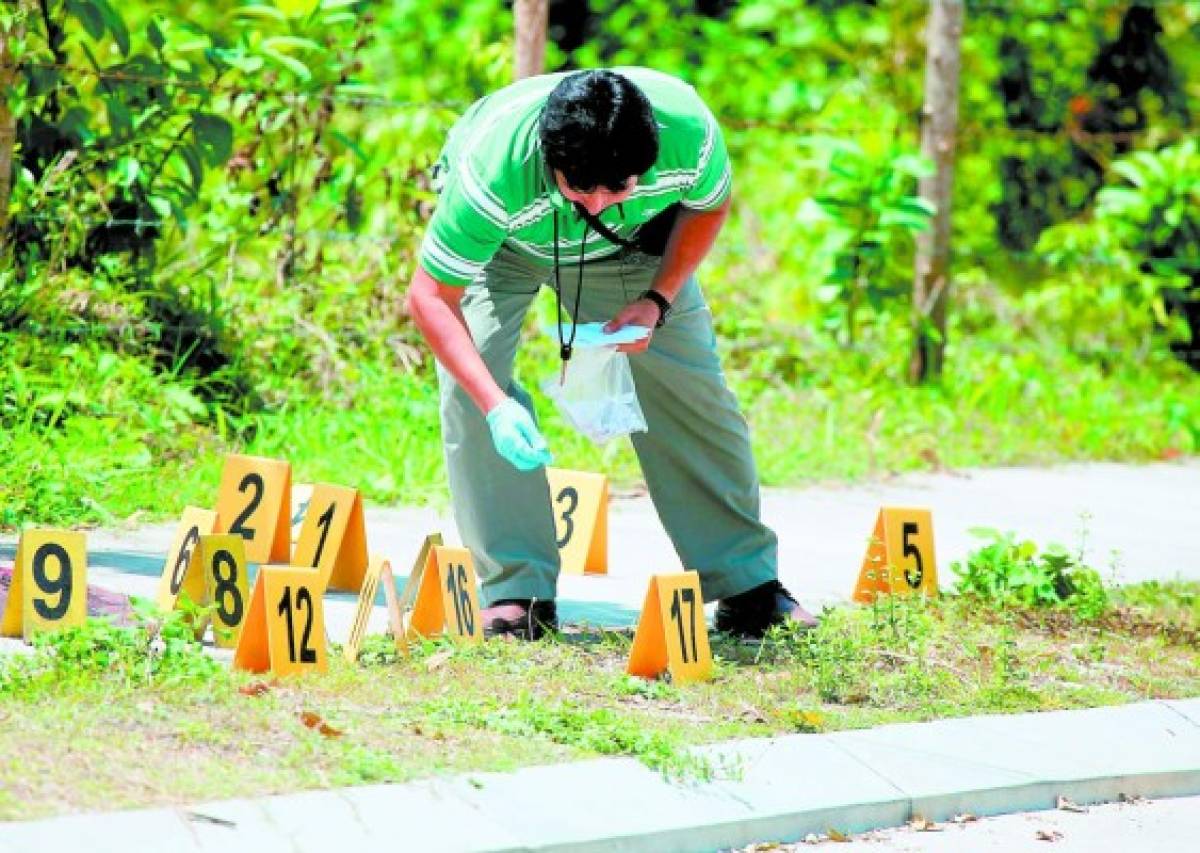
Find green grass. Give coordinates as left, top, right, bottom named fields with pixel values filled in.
left=1, top=592, right=1198, bottom=821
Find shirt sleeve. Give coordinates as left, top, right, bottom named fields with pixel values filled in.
left=418, top=160, right=508, bottom=287
left=681, top=106, right=733, bottom=211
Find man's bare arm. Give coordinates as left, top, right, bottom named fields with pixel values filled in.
left=404, top=266, right=506, bottom=414
left=651, top=196, right=731, bottom=302
left=605, top=196, right=731, bottom=351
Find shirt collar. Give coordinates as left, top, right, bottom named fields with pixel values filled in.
left=543, top=163, right=569, bottom=212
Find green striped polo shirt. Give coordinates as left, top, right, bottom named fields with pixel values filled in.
left=419, top=67, right=732, bottom=287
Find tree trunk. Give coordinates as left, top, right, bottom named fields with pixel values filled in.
left=909, top=0, right=964, bottom=384
left=0, top=9, right=24, bottom=251
left=514, top=0, right=548, bottom=81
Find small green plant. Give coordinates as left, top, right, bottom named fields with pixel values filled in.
left=952, top=528, right=1109, bottom=619
left=429, top=693, right=719, bottom=780
left=1113, top=580, right=1200, bottom=629
left=0, top=598, right=222, bottom=696
left=800, top=134, right=935, bottom=345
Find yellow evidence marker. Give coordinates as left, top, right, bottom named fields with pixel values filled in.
left=343, top=554, right=397, bottom=663
left=852, top=507, right=938, bottom=603
left=199, top=534, right=250, bottom=649
left=233, top=565, right=327, bottom=676
left=398, top=543, right=483, bottom=645
left=214, top=454, right=292, bottom=564
left=545, top=468, right=607, bottom=575
left=627, top=571, right=712, bottom=685
left=1, top=530, right=88, bottom=640
left=155, top=506, right=218, bottom=612
left=291, top=483, right=369, bottom=593
left=386, top=534, right=441, bottom=655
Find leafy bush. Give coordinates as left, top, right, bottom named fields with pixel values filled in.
left=1035, top=140, right=1200, bottom=360
left=952, top=528, right=1109, bottom=619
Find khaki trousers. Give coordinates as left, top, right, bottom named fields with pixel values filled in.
left=436, top=245, right=777, bottom=604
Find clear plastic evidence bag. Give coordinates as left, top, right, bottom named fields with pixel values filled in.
left=541, top=322, right=650, bottom=445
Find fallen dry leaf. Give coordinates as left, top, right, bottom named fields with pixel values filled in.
left=739, top=704, right=767, bottom=724
left=238, top=681, right=272, bottom=697
left=1036, top=829, right=1064, bottom=842
left=908, top=816, right=942, bottom=832
left=186, top=811, right=236, bottom=828
left=1056, top=795, right=1087, bottom=813
left=299, top=711, right=344, bottom=738
left=426, top=649, right=454, bottom=671
left=791, top=709, right=827, bottom=732
left=827, top=828, right=851, bottom=843
left=952, top=813, right=978, bottom=824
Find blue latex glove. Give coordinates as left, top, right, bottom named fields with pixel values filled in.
left=485, top=398, right=553, bottom=471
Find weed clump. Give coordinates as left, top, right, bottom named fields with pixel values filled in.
left=0, top=599, right=223, bottom=696
left=952, top=528, right=1110, bottom=620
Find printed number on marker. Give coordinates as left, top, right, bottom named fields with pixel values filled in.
left=277, top=586, right=317, bottom=664
left=902, top=521, right=924, bottom=589
left=171, top=526, right=200, bottom=596
left=668, top=587, right=698, bottom=665
left=32, top=543, right=73, bottom=620
left=211, top=549, right=244, bottom=626
left=445, top=563, right=475, bottom=636
left=555, top=486, right=579, bottom=548
left=230, top=473, right=265, bottom=541
left=311, top=504, right=335, bottom=568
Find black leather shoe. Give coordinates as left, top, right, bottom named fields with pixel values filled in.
left=714, top=580, right=818, bottom=638
left=480, top=599, right=558, bottom=640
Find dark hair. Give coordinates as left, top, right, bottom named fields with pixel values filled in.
left=538, top=70, right=659, bottom=193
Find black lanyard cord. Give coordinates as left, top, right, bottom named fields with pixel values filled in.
left=552, top=210, right=588, bottom=363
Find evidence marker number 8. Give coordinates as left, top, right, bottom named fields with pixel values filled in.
left=212, top=548, right=244, bottom=625
left=199, top=534, right=250, bottom=648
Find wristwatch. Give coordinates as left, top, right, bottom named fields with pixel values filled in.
left=639, top=289, right=672, bottom=328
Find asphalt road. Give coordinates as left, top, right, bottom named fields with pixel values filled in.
left=753, top=793, right=1200, bottom=851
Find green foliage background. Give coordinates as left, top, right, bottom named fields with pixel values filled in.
left=2, top=0, right=1199, bottom=528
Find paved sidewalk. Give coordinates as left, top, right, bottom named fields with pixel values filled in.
left=4, top=699, right=1199, bottom=852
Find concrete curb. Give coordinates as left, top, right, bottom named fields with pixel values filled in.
left=4, top=699, right=1200, bottom=852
